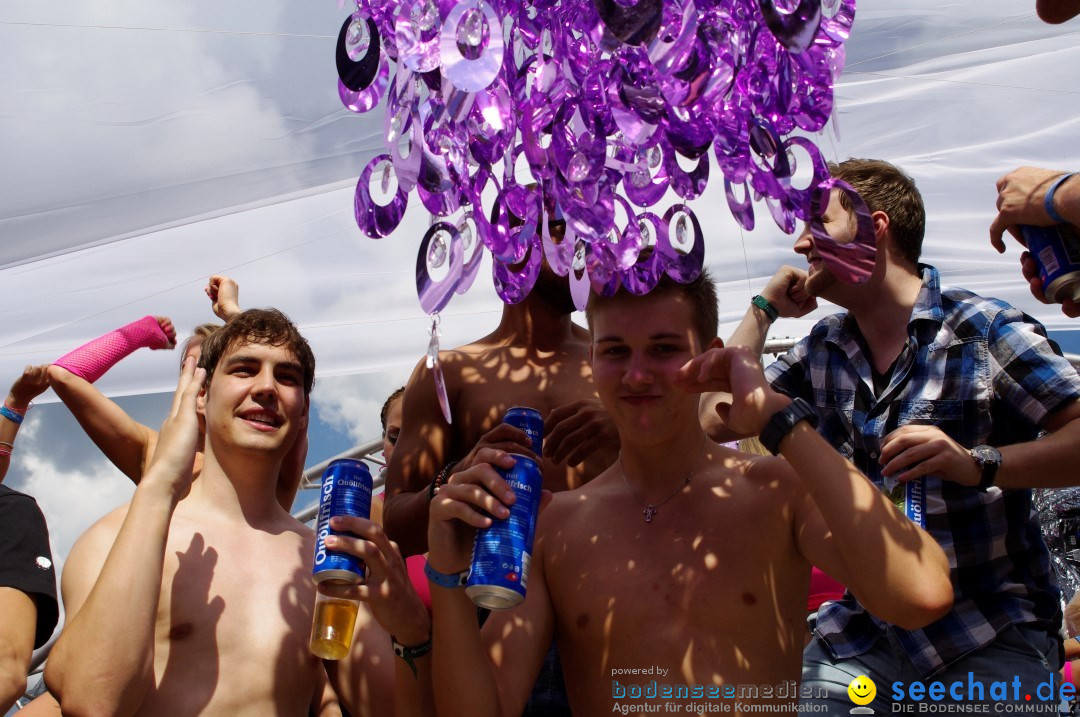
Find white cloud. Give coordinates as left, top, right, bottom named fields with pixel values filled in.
left=311, top=371, right=410, bottom=446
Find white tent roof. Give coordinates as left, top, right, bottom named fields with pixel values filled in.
left=3, top=0, right=1079, bottom=400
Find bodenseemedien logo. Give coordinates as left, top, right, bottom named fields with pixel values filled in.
left=848, top=675, right=876, bottom=715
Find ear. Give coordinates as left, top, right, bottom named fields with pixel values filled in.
left=872, top=210, right=890, bottom=241
left=196, top=385, right=207, bottom=417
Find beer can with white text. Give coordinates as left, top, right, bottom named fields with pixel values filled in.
left=311, top=458, right=372, bottom=584
left=1023, top=224, right=1080, bottom=304
left=466, top=454, right=543, bottom=610
left=503, top=406, right=543, bottom=457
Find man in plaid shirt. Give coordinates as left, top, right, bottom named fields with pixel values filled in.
left=719, top=158, right=1080, bottom=710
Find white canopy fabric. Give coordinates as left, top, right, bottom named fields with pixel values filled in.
left=2, top=0, right=1079, bottom=401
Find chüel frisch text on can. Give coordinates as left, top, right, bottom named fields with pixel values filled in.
left=466, top=454, right=543, bottom=610
left=503, top=406, right=543, bottom=457
left=312, top=458, right=372, bottom=585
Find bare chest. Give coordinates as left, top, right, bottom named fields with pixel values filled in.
left=149, top=525, right=320, bottom=713
left=544, top=492, right=808, bottom=688
left=453, top=353, right=609, bottom=489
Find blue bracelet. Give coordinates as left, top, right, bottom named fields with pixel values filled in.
left=1045, top=172, right=1076, bottom=225
left=0, top=406, right=23, bottom=425
left=423, top=561, right=468, bottom=589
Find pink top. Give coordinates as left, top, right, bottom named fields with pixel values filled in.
left=377, top=492, right=432, bottom=611
left=808, top=567, right=846, bottom=612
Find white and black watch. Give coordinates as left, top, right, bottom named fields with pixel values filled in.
left=970, top=445, right=1001, bottom=492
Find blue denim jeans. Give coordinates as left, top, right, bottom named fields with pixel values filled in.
left=800, top=623, right=1063, bottom=713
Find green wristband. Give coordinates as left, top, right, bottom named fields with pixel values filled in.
left=751, top=295, right=779, bottom=322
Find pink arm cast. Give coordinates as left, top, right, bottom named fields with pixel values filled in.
left=53, top=316, right=171, bottom=384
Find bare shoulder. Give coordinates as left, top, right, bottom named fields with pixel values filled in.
left=67, top=502, right=130, bottom=562
left=693, top=445, right=805, bottom=512
left=60, top=502, right=131, bottom=610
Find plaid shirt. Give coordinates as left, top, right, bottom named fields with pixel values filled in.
left=767, top=265, right=1080, bottom=676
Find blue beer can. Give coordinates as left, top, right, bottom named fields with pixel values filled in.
left=466, top=454, right=543, bottom=610
left=312, top=458, right=372, bottom=584
left=504, top=406, right=543, bottom=457
left=1022, top=224, right=1080, bottom=303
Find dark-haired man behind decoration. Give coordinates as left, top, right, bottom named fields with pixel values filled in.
left=721, top=158, right=1080, bottom=711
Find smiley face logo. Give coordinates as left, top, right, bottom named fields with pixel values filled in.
left=847, top=675, right=876, bottom=706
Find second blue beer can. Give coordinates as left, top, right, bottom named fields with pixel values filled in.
left=1022, top=224, right=1080, bottom=304
left=312, top=458, right=372, bottom=584
left=466, top=454, right=543, bottom=610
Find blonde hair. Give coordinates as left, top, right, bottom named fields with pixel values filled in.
left=179, top=322, right=222, bottom=367
left=1065, top=592, right=1080, bottom=637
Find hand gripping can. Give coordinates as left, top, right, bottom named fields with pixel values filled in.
left=310, top=459, right=372, bottom=660
left=466, top=453, right=544, bottom=610
left=503, top=406, right=543, bottom=456
left=312, top=458, right=373, bottom=584
left=1022, top=224, right=1080, bottom=303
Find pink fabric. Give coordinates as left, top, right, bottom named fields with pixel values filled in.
left=377, top=492, right=432, bottom=611
left=53, top=316, right=170, bottom=383
left=808, top=567, right=847, bottom=612
left=1066, top=659, right=1075, bottom=690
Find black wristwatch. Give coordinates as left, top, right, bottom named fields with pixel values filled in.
left=970, top=445, right=1002, bottom=492
left=759, top=398, right=820, bottom=455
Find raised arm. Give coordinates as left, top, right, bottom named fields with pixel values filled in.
left=426, top=455, right=555, bottom=717
left=702, top=267, right=817, bottom=441
left=678, top=346, right=952, bottom=630
left=45, top=359, right=205, bottom=716
left=205, top=275, right=242, bottom=323
left=0, top=365, right=52, bottom=483
left=47, top=316, right=177, bottom=482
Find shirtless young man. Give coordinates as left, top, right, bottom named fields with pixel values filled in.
left=384, top=229, right=619, bottom=556
left=425, top=272, right=953, bottom=716
left=43, top=309, right=424, bottom=716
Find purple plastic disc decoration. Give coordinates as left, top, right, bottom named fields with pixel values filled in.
left=337, top=13, right=391, bottom=112
left=758, top=0, right=823, bottom=54
left=810, top=178, right=876, bottom=285
left=336, top=0, right=854, bottom=308
left=493, top=235, right=543, bottom=304
left=425, top=316, right=453, bottom=424
left=397, top=0, right=443, bottom=74
left=355, top=154, right=409, bottom=238
left=441, top=0, right=504, bottom=93
left=416, top=221, right=465, bottom=313
left=658, top=204, right=705, bottom=283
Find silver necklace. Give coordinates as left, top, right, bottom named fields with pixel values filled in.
left=620, top=437, right=707, bottom=523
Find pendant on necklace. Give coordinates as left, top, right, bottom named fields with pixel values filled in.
left=643, top=505, right=657, bottom=523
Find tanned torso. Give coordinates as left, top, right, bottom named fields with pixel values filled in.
left=440, top=326, right=614, bottom=492
left=83, top=502, right=322, bottom=716
left=538, top=447, right=811, bottom=715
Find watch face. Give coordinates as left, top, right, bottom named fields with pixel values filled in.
left=972, top=445, right=1001, bottom=464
